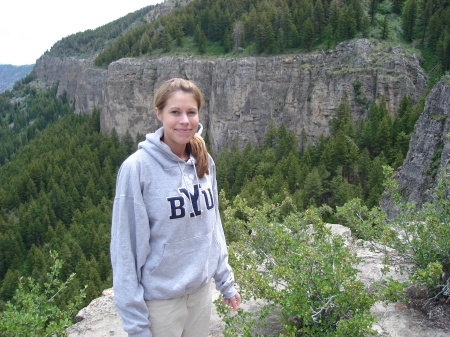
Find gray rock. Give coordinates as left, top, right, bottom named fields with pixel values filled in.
left=381, top=81, right=450, bottom=216
left=34, top=39, right=426, bottom=156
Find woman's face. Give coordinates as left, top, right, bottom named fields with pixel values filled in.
left=156, top=90, right=199, bottom=155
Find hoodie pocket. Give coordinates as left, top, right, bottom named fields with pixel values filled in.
left=145, top=230, right=220, bottom=298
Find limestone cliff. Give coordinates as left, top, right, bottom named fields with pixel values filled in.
left=381, top=80, right=450, bottom=214
left=34, top=39, right=426, bottom=155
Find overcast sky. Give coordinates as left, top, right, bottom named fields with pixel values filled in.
left=0, top=0, right=163, bottom=65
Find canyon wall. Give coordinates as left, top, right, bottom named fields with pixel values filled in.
left=34, top=39, right=426, bottom=155
left=35, top=39, right=450, bottom=208
left=381, top=80, right=450, bottom=213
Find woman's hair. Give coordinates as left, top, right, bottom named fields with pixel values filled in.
left=154, top=78, right=209, bottom=178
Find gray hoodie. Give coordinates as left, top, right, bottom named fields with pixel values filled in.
left=110, top=125, right=237, bottom=337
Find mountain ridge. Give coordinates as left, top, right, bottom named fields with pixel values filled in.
left=0, top=64, right=34, bottom=93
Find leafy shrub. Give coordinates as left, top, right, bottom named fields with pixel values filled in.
left=0, top=251, right=86, bottom=336
left=335, top=198, right=387, bottom=242
left=336, top=159, right=450, bottom=302
left=218, top=194, right=385, bottom=336
left=384, top=159, right=450, bottom=298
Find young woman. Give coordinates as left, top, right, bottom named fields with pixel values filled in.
left=110, top=78, right=241, bottom=337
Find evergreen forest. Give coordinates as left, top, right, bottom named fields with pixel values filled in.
left=215, top=96, right=421, bottom=213
left=1, top=0, right=449, bottom=334
left=88, top=0, right=449, bottom=74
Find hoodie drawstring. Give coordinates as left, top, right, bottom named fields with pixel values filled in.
left=178, top=161, right=203, bottom=219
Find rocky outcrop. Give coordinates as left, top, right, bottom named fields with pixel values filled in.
left=381, top=81, right=450, bottom=214
left=66, top=224, right=449, bottom=337
left=34, top=39, right=426, bottom=155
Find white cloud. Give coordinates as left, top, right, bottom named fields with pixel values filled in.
left=0, top=0, right=162, bottom=65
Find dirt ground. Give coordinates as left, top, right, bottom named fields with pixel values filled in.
left=406, top=286, right=450, bottom=332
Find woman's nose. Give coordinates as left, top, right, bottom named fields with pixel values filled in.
left=179, top=112, right=189, bottom=123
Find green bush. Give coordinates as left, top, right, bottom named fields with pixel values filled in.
left=336, top=160, right=450, bottom=300
left=219, top=194, right=385, bottom=336
left=335, top=198, right=387, bottom=242
left=0, top=251, right=86, bottom=336
left=384, top=158, right=450, bottom=297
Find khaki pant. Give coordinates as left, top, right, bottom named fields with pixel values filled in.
left=145, top=282, right=212, bottom=337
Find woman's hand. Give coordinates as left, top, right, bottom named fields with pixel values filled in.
left=222, top=292, right=241, bottom=311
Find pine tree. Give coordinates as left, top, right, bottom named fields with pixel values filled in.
left=263, top=120, right=278, bottom=149
left=366, top=154, right=387, bottom=207
left=287, top=21, right=300, bottom=48
left=391, top=131, right=410, bottom=166
left=232, top=157, right=254, bottom=196
left=330, top=99, right=356, bottom=138
left=0, top=228, right=24, bottom=280
left=381, top=15, right=390, bottom=39
left=277, top=124, right=297, bottom=159
left=140, top=33, right=151, bottom=54
left=369, top=0, right=379, bottom=23
left=329, top=167, right=361, bottom=207
left=392, top=0, right=404, bottom=14
left=255, top=148, right=277, bottom=178
left=375, top=103, right=393, bottom=158
left=402, top=0, right=418, bottom=42
left=417, top=0, right=433, bottom=44
left=24, top=245, right=48, bottom=281
left=313, top=0, right=326, bottom=39
left=437, top=32, right=450, bottom=71
left=352, top=0, right=365, bottom=31
left=285, top=152, right=302, bottom=193
left=302, top=17, right=315, bottom=50
left=223, top=28, right=233, bottom=52
left=329, top=0, right=342, bottom=41
left=157, top=28, right=173, bottom=52
left=0, top=269, right=21, bottom=301
left=194, top=25, right=207, bottom=54
left=339, top=5, right=357, bottom=40
left=255, top=18, right=276, bottom=53
left=427, top=13, right=442, bottom=50
left=393, top=95, right=414, bottom=134
left=173, top=22, right=185, bottom=46
left=304, top=167, right=323, bottom=206
left=357, top=147, right=372, bottom=198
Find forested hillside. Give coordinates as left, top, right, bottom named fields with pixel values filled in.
left=0, top=92, right=137, bottom=309
left=46, top=4, right=159, bottom=59
left=216, top=96, right=422, bottom=213
left=90, top=0, right=449, bottom=75
left=0, top=65, right=34, bottom=93
left=0, top=0, right=449, bottom=335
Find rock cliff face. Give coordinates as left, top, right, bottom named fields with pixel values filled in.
left=34, top=39, right=426, bottom=155
left=381, top=81, right=450, bottom=214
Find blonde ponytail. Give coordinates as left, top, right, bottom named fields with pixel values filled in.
left=189, top=134, right=209, bottom=178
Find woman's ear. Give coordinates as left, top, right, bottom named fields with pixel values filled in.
left=155, top=107, right=162, bottom=121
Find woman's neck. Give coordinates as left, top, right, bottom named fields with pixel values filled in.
left=161, top=136, right=189, bottom=160
left=178, top=149, right=190, bottom=161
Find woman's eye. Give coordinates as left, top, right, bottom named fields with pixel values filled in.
left=188, top=111, right=198, bottom=115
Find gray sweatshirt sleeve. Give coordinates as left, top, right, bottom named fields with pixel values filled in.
left=110, top=160, right=152, bottom=337
left=210, top=161, right=238, bottom=299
